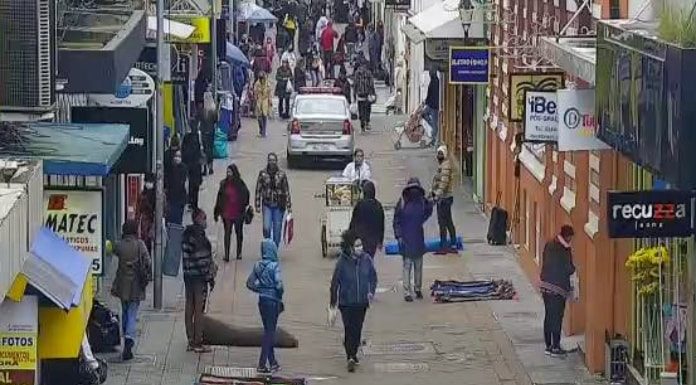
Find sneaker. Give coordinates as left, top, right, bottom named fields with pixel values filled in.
left=122, top=338, right=134, bottom=361
left=415, top=290, right=423, bottom=299
left=544, top=347, right=551, bottom=356
left=270, top=363, right=281, bottom=373
left=347, top=358, right=356, bottom=372
left=404, top=295, right=413, bottom=302
left=352, top=356, right=360, bottom=365
left=549, top=347, right=567, bottom=358
left=257, top=366, right=270, bottom=375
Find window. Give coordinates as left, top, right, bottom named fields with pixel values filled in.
left=295, top=98, right=346, bottom=114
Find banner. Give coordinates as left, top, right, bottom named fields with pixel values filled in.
left=449, top=47, right=489, bottom=84
left=607, top=190, right=694, bottom=238
left=44, top=189, right=104, bottom=275
left=88, top=68, right=155, bottom=108
left=557, top=89, right=611, bottom=151
left=524, top=90, right=558, bottom=142
left=0, top=296, right=38, bottom=385
left=508, top=72, right=564, bottom=121
left=170, top=16, right=211, bottom=44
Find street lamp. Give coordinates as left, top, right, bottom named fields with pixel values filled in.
left=459, top=0, right=474, bottom=39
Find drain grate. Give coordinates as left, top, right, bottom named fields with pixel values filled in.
left=373, top=363, right=430, bottom=373
left=363, top=342, right=436, bottom=355
left=203, top=366, right=257, bottom=378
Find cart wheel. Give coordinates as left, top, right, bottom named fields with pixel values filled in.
left=321, top=224, right=328, bottom=258
left=394, top=140, right=402, bottom=150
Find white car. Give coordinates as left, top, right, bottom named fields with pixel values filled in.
left=286, top=87, right=355, bottom=168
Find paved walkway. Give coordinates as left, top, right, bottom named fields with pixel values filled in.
left=97, top=109, right=605, bottom=385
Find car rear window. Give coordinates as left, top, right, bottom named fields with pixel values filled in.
left=295, top=98, right=345, bottom=115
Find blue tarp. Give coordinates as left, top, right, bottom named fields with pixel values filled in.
left=18, top=122, right=130, bottom=176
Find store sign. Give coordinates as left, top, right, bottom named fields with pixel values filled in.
left=524, top=90, right=558, bottom=142
left=0, top=296, right=38, bottom=385
left=557, top=89, right=611, bottom=151
left=385, top=0, right=410, bottom=11
left=607, top=190, right=694, bottom=238
left=170, top=16, right=211, bottom=44
left=88, top=68, right=155, bottom=108
left=43, top=189, right=104, bottom=275
left=135, top=46, right=190, bottom=84
left=508, top=72, right=564, bottom=122
left=449, top=47, right=489, bottom=84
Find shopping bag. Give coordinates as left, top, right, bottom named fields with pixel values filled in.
left=327, top=306, right=338, bottom=328
left=349, top=102, right=358, bottom=120
left=213, top=128, right=228, bottom=159
left=421, top=119, right=433, bottom=139
left=286, top=80, right=294, bottom=94
left=283, top=213, right=294, bottom=245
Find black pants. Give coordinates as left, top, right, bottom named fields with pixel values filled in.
left=436, top=197, right=456, bottom=248
left=357, top=100, right=371, bottom=129
left=340, top=305, right=367, bottom=360
left=323, top=50, right=333, bottom=78
left=542, top=292, right=566, bottom=349
left=223, top=217, right=244, bottom=260
left=188, top=181, right=200, bottom=210
left=278, top=94, right=291, bottom=118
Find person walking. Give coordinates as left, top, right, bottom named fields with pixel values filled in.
left=320, top=21, right=338, bottom=78
left=246, top=239, right=285, bottom=374
left=348, top=180, right=384, bottom=258
left=181, top=208, right=216, bottom=353
left=334, top=67, right=352, bottom=106
left=254, top=71, right=273, bottom=137
left=275, top=59, right=293, bottom=119
left=214, top=164, right=250, bottom=261
left=164, top=134, right=181, bottom=178
left=110, top=219, right=152, bottom=361
left=136, top=173, right=157, bottom=254
left=393, top=177, right=433, bottom=302
left=430, top=145, right=457, bottom=254
left=367, top=24, right=380, bottom=74
left=164, top=150, right=188, bottom=225
left=329, top=230, right=377, bottom=373
left=540, top=225, right=576, bottom=357
left=182, top=125, right=204, bottom=210
left=344, top=19, right=358, bottom=59
left=353, top=58, right=375, bottom=132
left=341, top=148, right=371, bottom=183
left=254, top=153, right=292, bottom=247
left=424, top=68, right=440, bottom=146
left=195, top=100, right=217, bottom=176
left=294, top=58, right=307, bottom=90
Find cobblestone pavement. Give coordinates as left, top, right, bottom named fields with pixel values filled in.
left=98, top=90, right=606, bottom=385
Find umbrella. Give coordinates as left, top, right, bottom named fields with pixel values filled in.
left=225, top=42, right=250, bottom=67
left=237, top=2, right=278, bottom=22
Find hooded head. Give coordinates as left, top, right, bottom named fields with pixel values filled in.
left=261, top=238, right=279, bottom=261
left=429, top=68, right=437, bottom=79
left=266, top=152, right=279, bottom=174
left=437, top=145, right=447, bottom=163
left=362, top=180, right=376, bottom=199
left=402, top=177, right=425, bottom=202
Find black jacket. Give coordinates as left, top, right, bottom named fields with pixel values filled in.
left=165, top=162, right=188, bottom=203
left=344, top=23, right=358, bottom=43
left=294, top=67, right=307, bottom=89
left=214, top=178, right=250, bottom=220
left=539, top=238, right=575, bottom=297
left=425, top=73, right=440, bottom=110
left=181, top=131, right=203, bottom=185
left=349, top=182, right=384, bottom=247
left=181, top=224, right=214, bottom=280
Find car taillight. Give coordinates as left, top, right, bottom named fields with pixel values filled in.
left=342, top=120, right=352, bottom=135
left=291, top=119, right=300, bottom=134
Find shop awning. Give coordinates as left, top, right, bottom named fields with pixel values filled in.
left=402, top=20, right=426, bottom=44
left=20, top=228, right=92, bottom=311
left=407, top=0, right=485, bottom=40
left=1, top=122, right=130, bottom=176
left=538, top=37, right=596, bottom=85
left=147, top=16, right=196, bottom=39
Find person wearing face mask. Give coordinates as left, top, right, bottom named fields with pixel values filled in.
left=181, top=208, right=216, bottom=353
left=164, top=135, right=181, bottom=177
left=341, top=148, right=371, bottom=183
left=136, top=173, right=157, bottom=254
left=214, top=164, right=250, bottom=261
left=329, top=230, right=377, bottom=373
left=254, top=153, right=292, bottom=247
left=254, top=71, right=272, bottom=137
left=393, top=177, right=433, bottom=302
left=430, top=145, right=456, bottom=254
left=165, top=150, right=188, bottom=225
left=348, top=180, right=384, bottom=258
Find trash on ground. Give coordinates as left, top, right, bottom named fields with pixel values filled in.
left=430, top=279, right=516, bottom=302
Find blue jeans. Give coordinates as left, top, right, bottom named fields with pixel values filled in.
left=258, top=115, right=268, bottom=136
left=258, top=299, right=280, bottom=368
left=263, top=205, right=285, bottom=247
left=167, top=201, right=185, bottom=225
left=424, top=105, right=439, bottom=144
left=121, top=300, right=140, bottom=341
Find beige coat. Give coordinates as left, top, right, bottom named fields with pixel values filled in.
left=254, top=79, right=272, bottom=117
left=111, top=235, right=152, bottom=302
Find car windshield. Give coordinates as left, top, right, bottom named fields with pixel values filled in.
left=295, top=98, right=345, bottom=115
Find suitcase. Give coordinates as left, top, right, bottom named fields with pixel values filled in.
left=487, top=192, right=508, bottom=245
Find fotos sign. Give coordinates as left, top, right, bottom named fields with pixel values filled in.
left=44, top=189, right=104, bottom=274
left=524, top=90, right=558, bottom=142
left=0, top=296, right=38, bottom=385
left=607, top=190, right=694, bottom=238
left=557, top=89, right=610, bottom=151
left=449, top=47, right=489, bottom=84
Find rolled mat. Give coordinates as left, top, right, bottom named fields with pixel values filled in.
left=202, top=315, right=298, bottom=348
left=384, top=236, right=464, bottom=255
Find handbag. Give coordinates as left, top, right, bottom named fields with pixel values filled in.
left=244, top=205, right=254, bottom=225
left=286, top=80, right=294, bottom=94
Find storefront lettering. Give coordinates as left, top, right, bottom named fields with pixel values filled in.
left=0, top=337, right=33, bottom=347
left=612, top=203, right=688, bottom=220
left=44, top=213, right=98, bottom=234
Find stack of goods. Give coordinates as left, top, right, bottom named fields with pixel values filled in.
left=430, top=279, right=516, bottom=303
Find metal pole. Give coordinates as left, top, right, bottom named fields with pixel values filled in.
left=153, top=0, right=165, bottom=309
left=212, top=8, right=218, bottom=97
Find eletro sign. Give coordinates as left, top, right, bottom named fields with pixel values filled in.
left=607, top=190, right=694, bottom=238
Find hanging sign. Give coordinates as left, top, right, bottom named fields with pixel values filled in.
left=557, top=89, right=611, bottom=151
left=449, top=47, right=489, bottom=84
left=508, top=72, right=564, bottom=122
left=88, top=68, right=155, bottom=108
left=43, top=189, right=104, bottom=275
left=0, top=296, right=38, bottom=385
left=607, top=190, right=694, bottom=238
left=524, top=90, right=558, bottom=142
left=170, top=16, right=211, bottom=44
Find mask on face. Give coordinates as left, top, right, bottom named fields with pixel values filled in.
left=174, top=157, right=182, bottom=164
left=437, top=154, right=445, bottom=162
left=145, top=182, right=154, bottom=189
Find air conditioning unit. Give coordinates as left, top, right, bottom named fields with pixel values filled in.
left=0, top=0, right=56, bottom=111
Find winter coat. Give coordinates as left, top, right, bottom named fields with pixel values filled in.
left=275, top=65, right=293, bottom=97
left=353, top=65, right=375, bottom=98
left=393, top=178, right=434, bottom=258
left=181, top=224, right=214, bottom=281
left=431, top=158, right=453, bottom=199
left=233, top=66, right=247, bottom=97
left=349, top=181, right=385, bottom=249
left=111, top=235, right=152, bottom=301
left=254, top=79, right=272, bottom=116
left=342, top=161, right=371, bottom=182
left=540, top=237, right=576, bottom=298
left=181, top=131, right=203, bottom=185
left=294, top=66, right=307, bottom=89
left=214, top=178, right=250, bottom=221
left=246, top=239, right=284, bottom=302
left=425, top=72, right=440, bottom=110
left=344, top=23, right=358, bottom=43
left=136, top=189, right=156, bottom=245
left=334, top=77, right=352, bottom=103
left=330, top=249, right=377, bottom=307
left=165, top=162, right=188, bottom=204
left=255, top=168, right=292, bottom=210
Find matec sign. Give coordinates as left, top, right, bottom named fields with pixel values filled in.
left=607, top=190, right=694, bottom=238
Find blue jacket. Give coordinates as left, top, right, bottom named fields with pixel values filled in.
left=393, top=178, right=434, bottom=258
left=233, top=66, right=247, bottom=98
left=246, top=239, right=284, bottom=302
left=330, top=250, right=377, bottom=307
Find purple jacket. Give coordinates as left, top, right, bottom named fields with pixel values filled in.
left=392, top=178, right=433, bottom=258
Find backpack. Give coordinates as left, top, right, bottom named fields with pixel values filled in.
left=87, top=301, right=120, bottom=353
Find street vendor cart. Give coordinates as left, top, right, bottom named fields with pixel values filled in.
left=319, top=177, right=360, bottom=258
